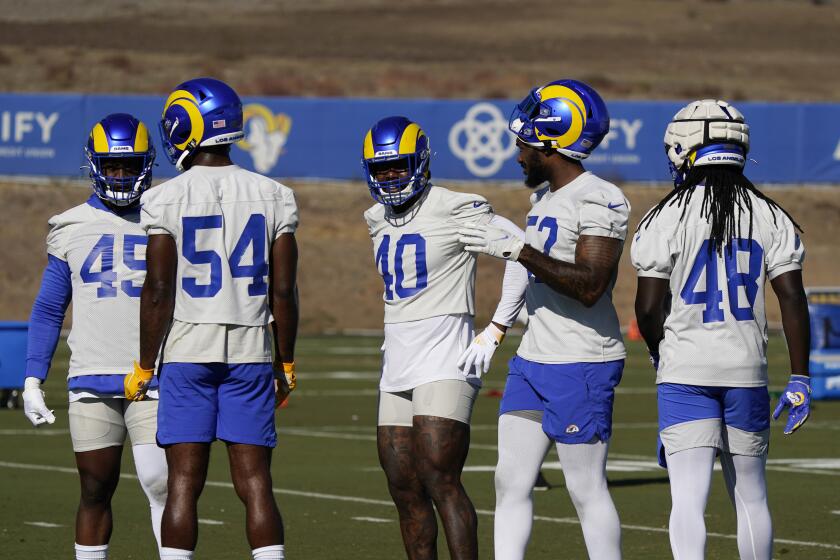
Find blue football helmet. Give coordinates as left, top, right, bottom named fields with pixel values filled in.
left=84, top=113, right=155, bottom=207
left=159, top=77, right=244, bottom=170
left=361, top=116, right=431, bottom=206
left=509, top=79, right=610, bottom=160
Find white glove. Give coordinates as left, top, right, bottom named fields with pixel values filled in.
left=22, top=377, right=56, bottom=427
left=457, top=323, right=506, bottom=377
left=458, top=223, right=525, bottom=262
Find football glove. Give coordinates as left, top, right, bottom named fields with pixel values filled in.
left=22, top=377, right=56, bottom=427
left=772, top=374, right=811, bottom=435
left=649, top=352, right=660, bottom=371
left=275, top=362, right=295, bottom=408
left=457, top=323, right=505, bottom=377
left=458, top=224, right=525, bottom=262
left=124, top=361, right=154, bottom=401
left=282, top=362, right=296, bottom=391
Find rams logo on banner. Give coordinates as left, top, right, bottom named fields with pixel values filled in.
left=236, top=104, right=292, bottom=174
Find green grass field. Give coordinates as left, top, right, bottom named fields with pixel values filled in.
left=1, top=335, right=839, bottom=559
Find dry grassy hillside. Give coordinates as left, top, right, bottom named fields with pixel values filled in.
left=2, top=180, right=836, bottom=333
left=0, top=0, right=838, bottom=101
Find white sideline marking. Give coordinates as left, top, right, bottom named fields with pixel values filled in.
left=24, top=521, right=63, bottom=528
left=832, top=510, right=840, bottom=515
left=301, top=371, right=380, bottom=381
left=198, top=519, right=225, bottom=525
left=352, top=516, right=392, bottom=523
left=0, top=461, right=838, bottom=551
left=322, top=347, right=382, bottom=355
left=8, top=425, right=840, bottom=473
left=294, top=389, right=378, bottom=397
left=0, top=429, right=70, bottom=436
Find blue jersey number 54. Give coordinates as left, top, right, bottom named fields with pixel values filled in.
left=182, top=214, right=268, bottom=298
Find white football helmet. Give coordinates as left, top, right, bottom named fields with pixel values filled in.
left=664, top=99, right=750, bottom=186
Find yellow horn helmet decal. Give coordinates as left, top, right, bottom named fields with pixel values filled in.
left=163, top=89, right=205, bottom=151
left=535, top=85, right=587, bottom=148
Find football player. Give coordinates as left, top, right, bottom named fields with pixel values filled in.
left=22, top=113, right=167, bottom=560
left=458, top=80, right=627, bottom=560
left=127, top=78, right=298, bottom=560
left=362, top=116, right=523, bottom=560
left=632, top=100, right=810, bottom=560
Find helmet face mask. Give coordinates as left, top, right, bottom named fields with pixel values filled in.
left=509, top=79, right=610, bottom=160
left=85, top=113, right=155, bottom=207
left=664, top=99, right=750, bottom=187
left=159, top=77, right=244, bottom=171
left=362, top=116, right=431, bottom=207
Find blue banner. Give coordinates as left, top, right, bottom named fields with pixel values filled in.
left=807, top=289, right=840, bottom=400
left=1, top=93, right=839, bottom=183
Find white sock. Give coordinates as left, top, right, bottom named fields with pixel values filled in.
left=75, top=543, right=107, bottom=560
left=666, top=447, right=716, bottom=560
left=252, top=544, right=285, bottom=559
left=556, top=439, right=622, bottom=560
left=720, top=453, right=773, bottom=560
left=494, top=412, right=552, bottom=560
left=132, top=443, right=169, bottom=549
left=159, top=547, right=193, bottom=560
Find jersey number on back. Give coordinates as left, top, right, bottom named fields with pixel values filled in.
left=680, top=238, right=763, bottom=323
left=80, top=234, right=146, bottom=298
left=375, top=234, right=427, bottom=300
left=182, top=214, right=268, bottom=298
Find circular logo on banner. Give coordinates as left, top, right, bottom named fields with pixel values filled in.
left=448, top=103, right=518, bottom=178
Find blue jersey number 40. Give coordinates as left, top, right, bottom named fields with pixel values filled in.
left=680, top=238, right=763, bottom=323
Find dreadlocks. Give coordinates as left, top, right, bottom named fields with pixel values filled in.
left=638, top=166, right=803, bottom=254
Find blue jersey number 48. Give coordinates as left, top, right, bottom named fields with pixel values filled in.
left=680, top=238, right=763, bottom=323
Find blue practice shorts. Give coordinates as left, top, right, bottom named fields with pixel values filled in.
left=656, top=383, right=770, bottom=467
left=157, top=362, right=277, bottom=448
left=499, top=355, right=623, bottom=444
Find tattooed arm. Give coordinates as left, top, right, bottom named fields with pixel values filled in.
left=517, top=235, right=622, bottom=307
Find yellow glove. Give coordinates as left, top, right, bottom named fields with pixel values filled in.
left=283, top=362, right=296, bottom=391
left=124, top=361, right=154, bottom=401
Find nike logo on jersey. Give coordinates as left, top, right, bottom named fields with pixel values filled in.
left=607, top=202, right=625, bottom=210
left=473, top=201, right=485, bottom=208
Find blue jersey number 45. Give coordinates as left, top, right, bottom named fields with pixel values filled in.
left=680, top=238, right=763, bottom=323
left=80, top=234, right=147, bottom=298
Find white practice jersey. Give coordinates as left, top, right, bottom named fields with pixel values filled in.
left=365, top=185, right=492, bottom=324
left=47, top=200, right=146, bottom=378
left=631, top=188, right=805, bottom=387
left=140, top=165, right=298, bottom=328
left=517, top=172, right=629, bottom=363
